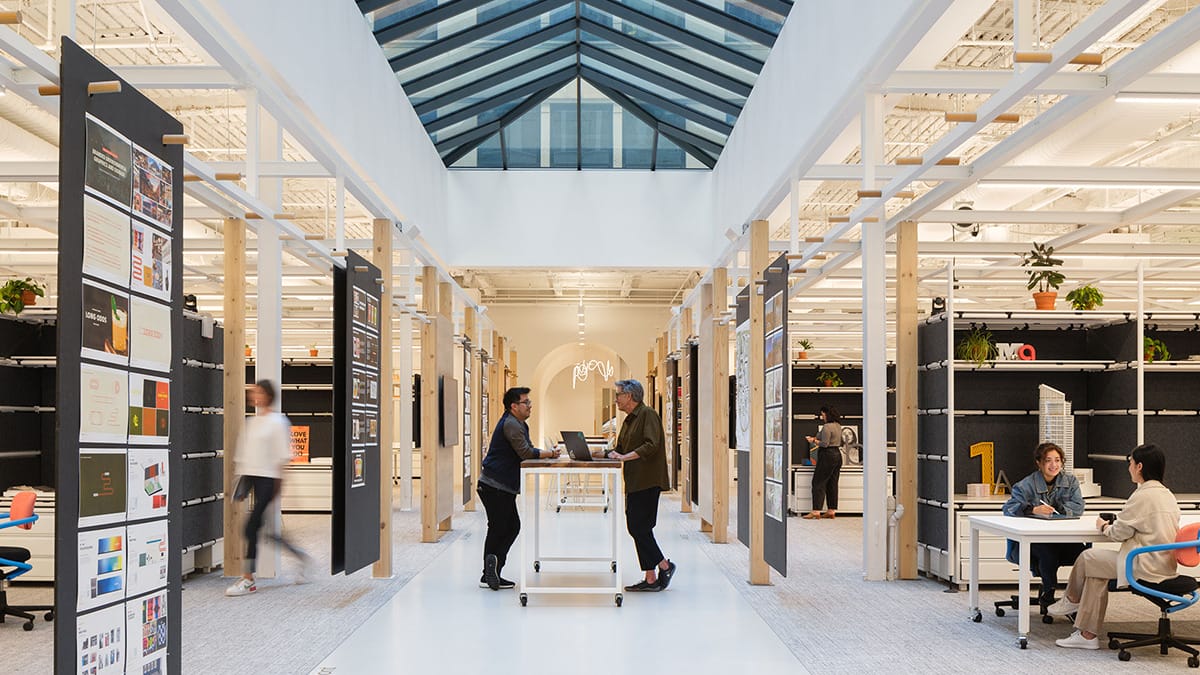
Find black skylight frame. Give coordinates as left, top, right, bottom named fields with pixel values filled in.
left=358, top=0, right=791, bottom=168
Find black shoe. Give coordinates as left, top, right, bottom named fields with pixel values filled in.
left=483, top=554, right=500, bottom=591
left=624, top=580, right=662, bottom=592
left=479, top=574, right=515, bottom=589
left=657, top=560, right=677, bottom=590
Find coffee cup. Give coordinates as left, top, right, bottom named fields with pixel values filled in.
left=1100, top=512, right=1116, bottom=523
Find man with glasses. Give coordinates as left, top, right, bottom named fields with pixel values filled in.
left=607, top=379, right=676, bottom=591
left=477, top=386, right=556, bottom=590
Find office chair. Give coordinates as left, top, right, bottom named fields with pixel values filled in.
left=1106, top=522, right=1200, bottom=667
left=0, top=491, right=54, bottom=631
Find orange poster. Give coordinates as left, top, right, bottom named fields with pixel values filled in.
left=290, top=426, right=310, bottom=463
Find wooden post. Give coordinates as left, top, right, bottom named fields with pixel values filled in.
left=420, top=267, right=441, bottom=542
left=699, top=281, right=714, bottom=534
left=492, top=332, right=504, bottom=441
left=372, top=219, right=394, bottom=577
left=896, top=220, right=919, bottom=578
left=222, top=218, right=247, bottom=576
left=711, top=267, right=730, bottom=543
left=439, top=282, right=454, bottom=532
left=749, top=219, right=770, bottom=584
left=679, top=305, right=693, bottom=514
left=464, top=306, right=478, bottom=512
left=509, top=348, right=518, bottom=383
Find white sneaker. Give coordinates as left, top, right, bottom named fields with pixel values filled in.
left=225, top=577, right=256, bottom=597
left=1056, top=630, right=1099, bottom=650
left=1046, top=598, right=1079, bottom=617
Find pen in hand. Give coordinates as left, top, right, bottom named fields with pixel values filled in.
left=1039, top=499, right=1059, bottom=514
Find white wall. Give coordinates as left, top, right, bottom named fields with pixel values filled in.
left=446, top=170, right=715, bottom=267
left=538, top=368, right=603, bottom=444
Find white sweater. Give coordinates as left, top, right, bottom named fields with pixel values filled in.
left=1111, top=480, right=1180, bottom=583
left=234, top=412, right=293, bottom=479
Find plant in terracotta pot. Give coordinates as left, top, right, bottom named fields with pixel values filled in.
left=956, top=325, right=997, bottom=367
left=244, top=344, right=252, bottom=358
left=1144, top=336, right=1170, bottom=363
left=0, top=277, right=45, bottom=315
left=308, top=345, right=319, bottom=357
left=1018, top=242, right=1065, bottom=310
left=797, top=339, right=813, bottom=360
left=816, top=371, right=843, bottom=387
left=1065, top=284, right=1103, bottom=311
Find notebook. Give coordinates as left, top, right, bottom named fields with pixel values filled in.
left=1030, top=511, right=1080, bottom=520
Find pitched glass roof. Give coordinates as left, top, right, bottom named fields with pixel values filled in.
left=357, top=0, right=790, bottom=169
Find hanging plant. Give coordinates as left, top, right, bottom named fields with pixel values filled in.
left=956, top=326, right=998, bottom=367
left=1144, top=336, right=1170, bottom=363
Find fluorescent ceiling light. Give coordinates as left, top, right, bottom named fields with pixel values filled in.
left=1115, top=92, right=1200, bottom=104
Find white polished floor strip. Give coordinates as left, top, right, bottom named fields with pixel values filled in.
left=312, top=499, right=807, bottom=675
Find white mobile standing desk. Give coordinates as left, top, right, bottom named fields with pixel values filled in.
left=966, top=514, right=1109, bottom=648
left=519, top=458, right=624, bottom=607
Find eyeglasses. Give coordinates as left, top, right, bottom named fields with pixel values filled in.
left=517, top=400, right=532, bottom=407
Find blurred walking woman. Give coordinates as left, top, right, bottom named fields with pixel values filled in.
left=803, top=406, right=843, bottom=520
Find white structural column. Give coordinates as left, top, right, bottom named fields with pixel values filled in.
left=789, top=171, right=799, bottom=254
left=251, top=97, right=284, bottom=578
left=861, top=91, right=887, bottom=581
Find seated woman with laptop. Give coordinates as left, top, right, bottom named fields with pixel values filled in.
left=1002, top=442, right=1087, bottom=612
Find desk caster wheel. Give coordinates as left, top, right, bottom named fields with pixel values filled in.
left=611, top=561, right=617, bottom=573
left=1041, top=614, right=1053, bottom=624
left=556, top=506, right=561, bottom=513
left=1018, top=637, right=1027, bottom=650
left=972, top=611, right=982, bottom=623
left=44, top=611, right=54, bottom=622
left=1118, top=650, right=1130, bottom=662
left=534, top=561, right=540, bottom=573
left=995, top=607, right=1005, bottom=617
left=23, top=621, right=33, bottom=631
left=519, top=593, right=528, bottom=607
left=1108, top=638, right=1120, bottom=649
left=1187, top=655, right=1198, bottom=668
left=603, top=506, right=608, bottom=514
left=615, top=594, right=622, bottom=607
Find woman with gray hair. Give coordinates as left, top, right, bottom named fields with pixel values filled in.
left=605, top=379, right=676, bottom=591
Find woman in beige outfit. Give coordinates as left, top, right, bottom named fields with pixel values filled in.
left=1048, top=444, right=1179, bottom=649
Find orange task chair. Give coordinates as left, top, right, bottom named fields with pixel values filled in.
left=1107, top=521, right=1200, bottom=666
left=0, top=491, right=54, bottom=631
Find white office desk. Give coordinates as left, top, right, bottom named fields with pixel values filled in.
left=519, top=458, right=625, bottom=607
left=967, top=514, right=1109, bottom=649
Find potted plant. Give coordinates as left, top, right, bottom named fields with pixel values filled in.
left=956, top=325, right=997, bottom=367
left=0, top=277, right=44, bottom=314
left=1065, top=284, right=1103, bottom=311
left=1018, top=242, right=1065, bottom=310
left=797, top=339, right=813, bottom=360
left=308, top=345, right=319, bottom=357
left=244, top=344, right=252, bottom=358
left=1144, top=336, right=1170, bottom=363
left=816, top=371, right=843, bottom=387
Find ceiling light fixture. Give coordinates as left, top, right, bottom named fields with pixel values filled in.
left=978, top=180, right=1200, bottom=191
left=1115, top=92, right=1200, bottom=104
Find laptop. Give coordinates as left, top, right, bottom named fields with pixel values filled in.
left=560, top=431, right=594, bottom=461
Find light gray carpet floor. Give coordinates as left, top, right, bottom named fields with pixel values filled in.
left=5, top=494, right=1200, bottom=673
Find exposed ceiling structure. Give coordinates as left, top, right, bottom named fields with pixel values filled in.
left=358, top=0, right=789, bottom=168
left=0, top=2, right=1197, bottom=361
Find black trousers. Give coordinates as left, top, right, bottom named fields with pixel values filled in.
left=811, top=447, right=843, bottom=511
left=243, top=476, right=306, bottom=573
left=625, top=487, right=665, bottom=571
left=477, top=482, right=520, bottom=573
left=1011, top=541, right=1090, bottom=594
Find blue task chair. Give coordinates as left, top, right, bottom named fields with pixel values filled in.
left=1106, top=522, right=1200, bottom=667
left=0, top=491, right=54, bottom=631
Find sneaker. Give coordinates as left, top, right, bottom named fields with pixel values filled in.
left=1055, top=630, right=1099, bottom=650
left=657, top=561, right=677, bottom=590
left=483, top=554, right=500, bottom=591
left=1046, top=598, right=1079, bottom=617
left=225, top=578, right=256, bottom=597
left=624, top=580, right=662, bottom=592
left=479, top=575, right=516, bottom=590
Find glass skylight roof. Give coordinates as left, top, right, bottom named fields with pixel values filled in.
left=358, top=0, right=790, bottom=168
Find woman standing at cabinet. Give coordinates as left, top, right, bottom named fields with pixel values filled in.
left=803, top=406, right=842, bottom=520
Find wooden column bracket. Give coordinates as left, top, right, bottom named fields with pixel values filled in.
left=87, top=80, right=122, bottom=95
left=944, top=112, right=976, bottom=123
left=37, top=84, right=60, bottom=96
left=0, top=10, right=22, bottom=23
left=354, top=266, right=368, bottom=272
left=856, top=189, right=882, bottom=198
left=1014, top=51, right=1053, bottom=63
left=331, top=250, right=348, bottom=257
left=215, top=172, right=242, bottom=181
left=183, top=174, right=202, bottom=182
left=895, top=190, right=916, bottom=199
left=1070, top=53, right=1103, bottom=66
left=161, top=134, right=189, bottom=145
left=304, top=233, right=323, bottom=240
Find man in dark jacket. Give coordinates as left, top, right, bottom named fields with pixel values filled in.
left=477, top=386, right=556, bottom=590
left=606, top=379, right=676, bottom=591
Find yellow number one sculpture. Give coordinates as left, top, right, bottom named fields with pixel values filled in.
left=970, top=442, right=996, bottom=494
